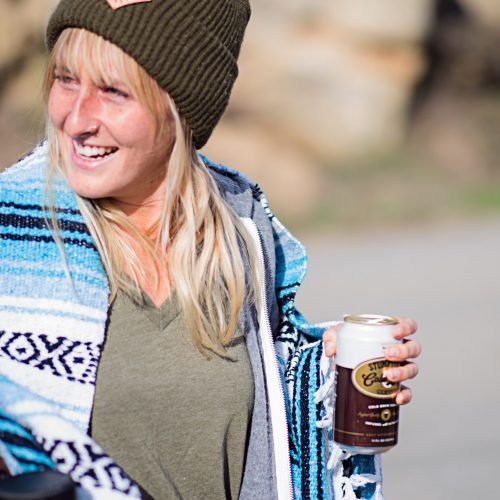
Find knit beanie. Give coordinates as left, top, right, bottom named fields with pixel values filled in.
left=46, top=0, right=251, bottom=149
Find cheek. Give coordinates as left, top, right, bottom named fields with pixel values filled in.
left=118, top=113, right=159, bottom=152
left=47, top=87, right=66, bottom=130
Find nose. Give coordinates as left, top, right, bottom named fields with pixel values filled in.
left=64, top=84, right=100, bottom=139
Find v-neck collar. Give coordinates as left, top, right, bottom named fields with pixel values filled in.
left=137, top=290, right=181, bottom=331
left=116, top=274, right=182, bottom=331
left=127, top=289, right=182, bottom=331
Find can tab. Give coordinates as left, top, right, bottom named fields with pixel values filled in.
left=344, top=314, right=398, bottom=326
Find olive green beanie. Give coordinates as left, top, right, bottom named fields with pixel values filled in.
left=46, top=0, right=251, bottom=149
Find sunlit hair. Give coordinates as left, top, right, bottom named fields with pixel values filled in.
left=44, top=28, right=259, bottom=356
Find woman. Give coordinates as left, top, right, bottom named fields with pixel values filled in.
left=0, top=1, right=420, bottom=499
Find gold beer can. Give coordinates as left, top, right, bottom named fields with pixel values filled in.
left=334, top=314, right=401, bottom=454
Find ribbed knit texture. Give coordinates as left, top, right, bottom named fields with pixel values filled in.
left=46, top=0, right=251, bottom=148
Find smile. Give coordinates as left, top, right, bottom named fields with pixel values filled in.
left=73, top=140, right=118, bottom=160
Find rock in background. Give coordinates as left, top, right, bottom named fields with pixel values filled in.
left=1, top=0, right=499, bottom=224
left=202, top=0, right=432, bottom=216
left=0, top=0, right=56, bottom=162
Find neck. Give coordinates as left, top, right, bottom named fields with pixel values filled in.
left=113, top=197, right=164, bottom=233
left=120, top=227, right=172, bottom=308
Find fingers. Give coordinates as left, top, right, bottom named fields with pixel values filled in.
left=384, top=362, right=419, bottom=383
left=384, top=339, right=422, bottom=362
left=392, top=317, right=418, bottom=340
left=322, top=325, right=340, bottom=358
left=385, top=319, right=419, bottom=406
left=395, top=385, right=412, bottom=405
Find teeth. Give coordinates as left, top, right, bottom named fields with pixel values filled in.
left=74, top=141, right=117, bottom=159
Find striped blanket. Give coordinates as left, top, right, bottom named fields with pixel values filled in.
left=0, top=143, right=382, bottom=499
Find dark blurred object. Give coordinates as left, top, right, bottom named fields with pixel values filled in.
left=0, top=471, right=75, bottom=500
left=426, top=0, right=500, bottom=91
left=413, top=0, right=500, bottom=102
left=0, top=458, right=9, bottom=480
left=410, top=0, right=500, bottom=180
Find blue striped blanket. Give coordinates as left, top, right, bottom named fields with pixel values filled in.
left=0, top=143, right=382, bottom=499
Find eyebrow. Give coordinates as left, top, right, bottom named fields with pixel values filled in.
left=101, top=79, right=123, bottom=86
left=53, top=65, right=75, bottom=75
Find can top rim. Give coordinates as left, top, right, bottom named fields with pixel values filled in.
left=344, top=314, right=398, bottom=326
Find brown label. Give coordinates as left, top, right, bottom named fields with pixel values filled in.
left=334, top=364, right=399, bottom=449
left=106, top=0, right=151, bottom=10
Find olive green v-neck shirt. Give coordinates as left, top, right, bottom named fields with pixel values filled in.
left=91, top=290, right=254, bottom=500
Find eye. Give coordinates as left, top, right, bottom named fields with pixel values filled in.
left=54, top=71, right=78, bottom=87
left=103, top=86, right=130, bottom=99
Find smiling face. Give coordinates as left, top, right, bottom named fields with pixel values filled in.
left=46, top=29, right=174, bottom=215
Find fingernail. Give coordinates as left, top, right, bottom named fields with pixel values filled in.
left=386, top=348, right=398, bottom=358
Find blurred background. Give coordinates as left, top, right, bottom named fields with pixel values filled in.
left=1, top=0, right=499, bottom=498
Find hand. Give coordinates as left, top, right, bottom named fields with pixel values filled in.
left=383, top=317, right=420, bottom=405
left=322, top=324, right=340, bottom=358
left=322, top=317, right=421, bottom=406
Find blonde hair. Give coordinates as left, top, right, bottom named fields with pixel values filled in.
left=45, top=28, right=258, bottom=356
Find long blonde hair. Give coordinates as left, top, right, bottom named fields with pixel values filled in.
left=45, top=28, right=258, bottom=356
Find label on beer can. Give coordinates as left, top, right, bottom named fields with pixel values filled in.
left=334, top=360, right=400, bottom=449
left=352, top=357, right=400, bottom=399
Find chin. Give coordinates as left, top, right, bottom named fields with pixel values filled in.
left=65, top=177, right=111, bottom=200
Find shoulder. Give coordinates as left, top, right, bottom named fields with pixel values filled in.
left=1, top=142, right=48, bottom=183
left=201, top=155, right=260, bottom=209
left=0, top=143, right=49, bottom=211
left=0, top=141, right=77, bottom=212
left=201, top=154, right=282, bottom=329
left=201, top=154, right=272, bottom=224
left=202, top=152, right=277, bottom=259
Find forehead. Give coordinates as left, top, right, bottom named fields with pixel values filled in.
left=53, top=29, right=133, bottom=87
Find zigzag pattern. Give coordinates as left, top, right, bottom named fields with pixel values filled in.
left=0, top=331, right=100, bottom=385
left=0, top=147, right=381, bottom=499
left=0, top=144, right=138, bottom=498
left=41, top=437, right=139, bottom=496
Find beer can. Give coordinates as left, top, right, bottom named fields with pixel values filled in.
left=333, top=314, right=401, bottom=454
